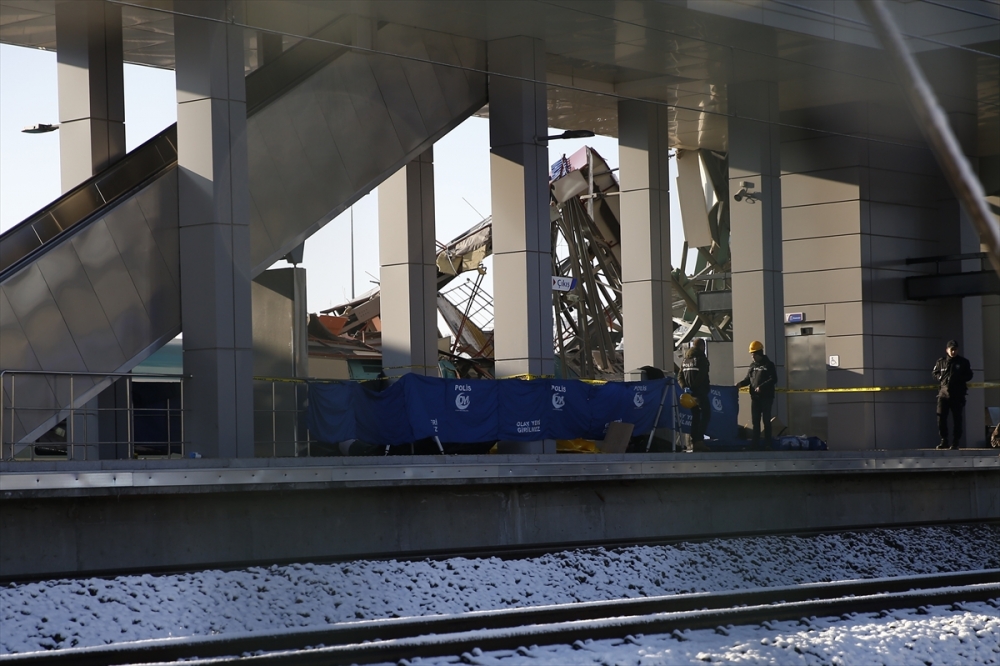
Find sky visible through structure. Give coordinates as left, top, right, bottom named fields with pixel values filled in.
left=0, top=43, right=686, bottom=314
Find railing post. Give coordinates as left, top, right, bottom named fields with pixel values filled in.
left=0, top=372, right=6, bottom=460
left=271, top=381, right=277, bottom=457
left=180, top=380, right=185, bottom=458
left=69, top=374, right=75, bottom=460
left=126, top=375, right=133, bottom=459
left=166, top=397, right=171, bottom=458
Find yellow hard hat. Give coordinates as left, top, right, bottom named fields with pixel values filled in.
left=748, top=340, right=764, bottom=353
left=679, top=392, right=699, bottom=410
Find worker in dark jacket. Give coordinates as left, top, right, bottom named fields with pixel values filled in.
left=933, top=339, right=974, bottom=450
left=679, top=339, right=711, bottom=446
left=736, top=340, right=777, bottom=450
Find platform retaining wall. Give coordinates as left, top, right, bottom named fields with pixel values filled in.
left=1, top=452, right=998, bottom=579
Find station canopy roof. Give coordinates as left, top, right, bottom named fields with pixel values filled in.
left=1, top=0, right=997, bottom=156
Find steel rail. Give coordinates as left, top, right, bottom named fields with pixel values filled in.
left=3, top=570, right=997, bottom=665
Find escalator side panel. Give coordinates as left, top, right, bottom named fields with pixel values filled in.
left=368, top=55, right=432, bottom=154
left=254, top=94, right=332, bottom=239
left=34, top=242, right=127, bottom=372
left=0, top=290, right=42, bottom=375
left=134, top=169, right=181, bottom=288
left=71, top=219, right=156, bottom=361
left=282, top=83, right=357, bottom=208
left=103, top=195, right=180, bottom=338
left=311, top=69, right=375, bottom=191
left=338, top=53, right=408, bottom=167
left=2, top=264, right=89, bottom=375
left=247, top=24, right=487, bottom=274
left=422, top=35, right=480, bottom=120
left=1, top=172, right=180, bottom=443
left=397, top=51, right=455, bottom=139
left=245, top=120, right=282, bottom=264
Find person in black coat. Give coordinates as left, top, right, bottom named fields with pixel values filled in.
left=736, top=341, right=777, bottom=450
left=678, top=339, right=711, bottom=446
left=933, top=339, right=974, bottom=450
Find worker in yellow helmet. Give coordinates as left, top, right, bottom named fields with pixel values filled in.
left=736, top=340, right=777, bottom=450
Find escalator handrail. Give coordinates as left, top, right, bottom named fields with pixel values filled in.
left=0, top=127, right=178, bottom=280
left=0, top=15, right=357, bottom=282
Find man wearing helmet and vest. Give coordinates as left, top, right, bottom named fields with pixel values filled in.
left=736, top=341, right=778, bottom=450
left=678, top=338, right=711, bottom=448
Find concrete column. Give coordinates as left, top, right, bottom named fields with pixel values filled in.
left=728, top=80, right=785, bottom=420
left=488, top=36, right=552, bottom=379
left=379, top=148, right=438, bottom=377
left=55, top=0, right=125, bottom=192
left=961, top=209, right=986, bottom=446
left=175, top=1, right=253, bottom=458
left=617, top=101, right=672, bottom=373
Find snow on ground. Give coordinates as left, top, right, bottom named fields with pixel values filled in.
left=1, top=525, right=998, bottom=654
left=389, top=600, right=1000, bottom=665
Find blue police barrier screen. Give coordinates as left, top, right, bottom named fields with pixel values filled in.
left=587, top=380, right=670, bottom=439
left=354, top=380, right=414, bottom=445
left=672, top=385, right=739, bottom=439
left=308, top=376, right=685, bottom=447
left=306, top=382, right=356, bottom=444
left=440, top=377, right=500, bottom=442
left=403, top=374, right=500, bottom=443
left=497, top=379, right=548, bottom=440
left=545, top=379, right=594, bottom=440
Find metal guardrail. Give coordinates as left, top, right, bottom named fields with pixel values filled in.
left=0, top=373, right=355, bottom=462
left=0, top=370, right=185, bottom=462
left=252, top=378, right=315, bottom=457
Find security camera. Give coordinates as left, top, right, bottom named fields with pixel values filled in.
left=734, top=181, right=758, bottom=203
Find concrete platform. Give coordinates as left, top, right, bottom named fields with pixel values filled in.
left=1, top=451, right=998, bottom=579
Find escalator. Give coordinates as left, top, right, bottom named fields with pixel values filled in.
left=0, top=16, right=486, bottom=444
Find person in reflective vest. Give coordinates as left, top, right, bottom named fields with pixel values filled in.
left=736, top=340, right=777, bottom=450
left=679, top=338, right=711, bottom=447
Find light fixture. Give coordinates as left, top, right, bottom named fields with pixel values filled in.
left=537, top=129, right=596, bottom=144
left=21, top=123, right=60, bottom=134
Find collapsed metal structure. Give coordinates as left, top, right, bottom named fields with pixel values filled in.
left=314, top=146, right=736, bottom=379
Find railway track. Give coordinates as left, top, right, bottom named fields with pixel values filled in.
left=2, top=569, right=997, bottom=665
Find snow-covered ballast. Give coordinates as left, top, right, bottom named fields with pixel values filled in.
left=306, top=375, right=739, bottom=447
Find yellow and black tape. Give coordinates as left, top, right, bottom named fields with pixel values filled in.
left=740, top=382, right=1000, bottom=394
left=254, top=375, right=1000, bottom=393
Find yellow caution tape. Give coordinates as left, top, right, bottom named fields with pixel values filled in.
left=739, top=382, right=1000, bottom=394
left=256, top=376, right=1000, bottom=393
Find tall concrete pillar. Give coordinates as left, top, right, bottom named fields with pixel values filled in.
left=488, top=36, right=553, bottom=379
left=55, top=0, right=125, bottom=192
left=961, top=209, right=986, bottom=446
left=780, top=98, right=958, bottom=450
left=175, top=1, right=253, bottom=458
left=618, top=101, right=672, bottom=373
left=379, top=148, right=438, bottom=377
left=728, top=80, right=785, bottom=419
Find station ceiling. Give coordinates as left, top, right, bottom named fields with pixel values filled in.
left=1, top=0, right=997, bottom=155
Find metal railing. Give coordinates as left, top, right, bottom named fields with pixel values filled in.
left=1, top=370, right=185, bottom=461
left=252, top=378, right=315, bottom=457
